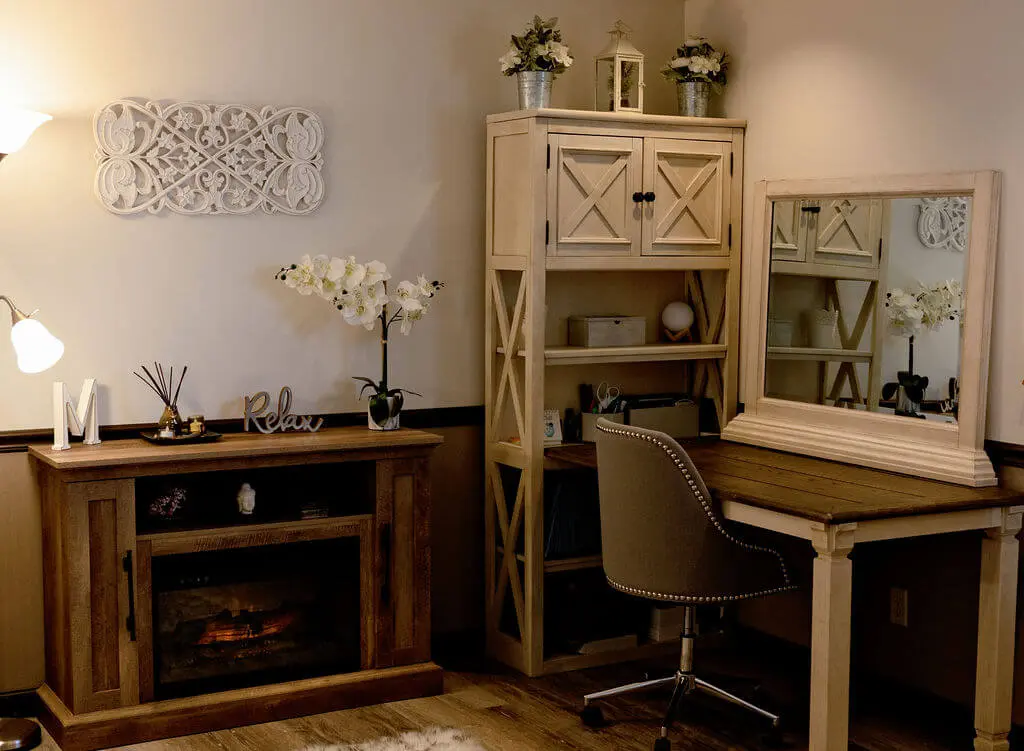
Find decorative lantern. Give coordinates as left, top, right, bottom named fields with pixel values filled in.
left=594, top=21, right=645, bottom=113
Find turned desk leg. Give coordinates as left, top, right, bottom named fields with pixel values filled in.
left=809, top=525, right=856, bottom=751
left=974, top=508, right=1023, bottom=751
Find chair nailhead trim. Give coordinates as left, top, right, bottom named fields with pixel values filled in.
left=596, top=422, right=794, bottom=597
left=606, top=574, right=796, bottom=603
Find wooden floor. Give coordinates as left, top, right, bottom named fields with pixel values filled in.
left=34, top=647, right=976, bottom=751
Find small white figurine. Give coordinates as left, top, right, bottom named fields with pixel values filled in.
left=237, top=483, right=256, bottom=515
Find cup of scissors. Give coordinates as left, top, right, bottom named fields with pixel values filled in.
left=592, top=382, right=622, bottom=413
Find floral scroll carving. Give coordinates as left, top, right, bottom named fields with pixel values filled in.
left=94, top=99, right=325, bottom=215
left=917, top=197, right=968, bottom=253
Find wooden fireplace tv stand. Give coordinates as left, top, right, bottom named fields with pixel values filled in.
left=28, top=427, right=443, bottom=751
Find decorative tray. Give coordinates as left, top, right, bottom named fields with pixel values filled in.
left=139, top=430, right=223, bottom=445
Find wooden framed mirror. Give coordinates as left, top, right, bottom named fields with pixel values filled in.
left=722, top=172, right=1000, bottom=486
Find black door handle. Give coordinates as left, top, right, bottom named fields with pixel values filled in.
left=643, top=192, right=656, bottom=203
left=123, top=551, right=137, bottom=642
left=632, top=191, right=644, bottom=203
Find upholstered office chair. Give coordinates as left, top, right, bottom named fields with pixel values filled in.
left=581, top=418, right=796, bottom=751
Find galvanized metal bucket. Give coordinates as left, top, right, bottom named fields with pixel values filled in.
left=677, top=81, right=711, bottom=117
left=517, top=71, right=553, bottom=110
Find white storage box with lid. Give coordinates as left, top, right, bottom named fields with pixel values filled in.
left=568, top=315, right=646, bottom=348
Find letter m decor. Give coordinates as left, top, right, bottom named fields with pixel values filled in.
left=94, top=99, right=325, bottom=216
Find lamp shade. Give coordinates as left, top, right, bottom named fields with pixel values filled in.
left=11, top=317, right=64, bottom=373
left=0, top=106, right=51, bottom=155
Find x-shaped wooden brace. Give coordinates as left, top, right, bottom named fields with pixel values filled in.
left=489, top=269, right=527, bottom=443
left=686, top=271, right=726, bottom=421
left=561, top=152, right=629, bottom=239
left=823, top=280, right=877, bottom=405
left=818, top=199, right=869, bottom=254
left=488, top=463, right=526, bottom=636
left=656, top=158, right=719, bottom=240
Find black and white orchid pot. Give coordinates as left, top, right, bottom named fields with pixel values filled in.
left=367, top=392, right=403, bottom=431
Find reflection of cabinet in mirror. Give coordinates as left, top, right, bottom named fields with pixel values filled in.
left=766, top=199, right=889, bottom=410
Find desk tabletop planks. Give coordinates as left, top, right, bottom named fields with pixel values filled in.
left=545, top=439, right=1021, bottom=523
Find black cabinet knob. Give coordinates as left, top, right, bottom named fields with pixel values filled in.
left=632, top=191, right=644, bottom=203
left=643, top=192, right=656, bottom=203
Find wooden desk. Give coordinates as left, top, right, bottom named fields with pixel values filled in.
left=546, top=440, right=1024, bottom=751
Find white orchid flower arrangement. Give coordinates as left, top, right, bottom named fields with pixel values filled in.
left=662, top=37, right=728, bottom=90
left=276, top=255, right=444, bottom=411
left=500, top=16, right=574, bottom=76
left=885, top=280, right=963, bottom=338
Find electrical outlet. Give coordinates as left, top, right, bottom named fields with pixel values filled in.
left=890, top=587, right=909, bottom=627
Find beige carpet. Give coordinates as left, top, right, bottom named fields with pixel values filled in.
left=304, top=727, right=486, bottom=751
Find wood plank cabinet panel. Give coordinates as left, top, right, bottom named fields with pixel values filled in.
left=66, top=479, right=138, bottom=713
left=374, top=458, right=431, bottom=668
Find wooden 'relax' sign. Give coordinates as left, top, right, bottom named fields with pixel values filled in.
left=243, top=386, right=324, bottom=434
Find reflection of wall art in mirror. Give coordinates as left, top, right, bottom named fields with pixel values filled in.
left=726, top=173, right=999, bottom=486
left=918, top=197, right=969, bottom=253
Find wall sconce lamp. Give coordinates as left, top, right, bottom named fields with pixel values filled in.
left=1, top=296, right=63, bottom=373
left=0, top=106, right=54, bottom=751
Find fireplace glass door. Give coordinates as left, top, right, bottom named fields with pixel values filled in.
left=152, top=538, right=362, bottom=699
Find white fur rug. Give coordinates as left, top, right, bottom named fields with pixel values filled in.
left=304, top=727, right=486, bottom=751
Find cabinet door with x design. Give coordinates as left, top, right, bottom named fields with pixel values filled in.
left=643, top=138, right=731, bottom=256
left=547, top=134, right=731, bottom=258
left=547, top=134, right=643, bottom=256
left=808, top=198, right=883, bottom=268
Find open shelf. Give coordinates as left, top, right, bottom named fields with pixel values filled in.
left=137, top=515, right=373, bottom=556
left=496, top=343, right=728, bottom=366
left=766, top=346, right=873, bottom=363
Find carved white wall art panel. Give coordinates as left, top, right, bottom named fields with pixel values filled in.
left=918, top=197, right=968, bottom=252
left=94, top=99, right=325, bottom=215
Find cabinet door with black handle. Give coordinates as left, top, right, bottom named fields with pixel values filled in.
left=641, top=138, right=731, bottom=256
left=65, top=479, right=139, bottom=712
left=547, top=134, right=643, bottom=257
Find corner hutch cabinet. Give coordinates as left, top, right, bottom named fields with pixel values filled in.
left=485, top=109, right=745, bottom=676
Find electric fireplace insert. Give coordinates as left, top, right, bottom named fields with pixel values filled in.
left=151, top=537, right=362, bottom=699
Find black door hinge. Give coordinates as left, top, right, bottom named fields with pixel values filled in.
left=546, top=144, right=551, bottom=169
left=878, top=237, right=883, bottom=261
left=728, top=224, right=733, bottom=247
left=545, top=220, right=550, bottom=244
left=729, top=153, right=734, bottom=176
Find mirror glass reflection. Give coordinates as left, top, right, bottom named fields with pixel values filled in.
left=764, top=196, right=969, bottom=423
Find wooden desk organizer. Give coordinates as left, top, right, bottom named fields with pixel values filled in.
left=29, top=428, right=443, bottom=751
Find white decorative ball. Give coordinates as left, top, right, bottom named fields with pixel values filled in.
left=661, top=301, right=694, bottom=334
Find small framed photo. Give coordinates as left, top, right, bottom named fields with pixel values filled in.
left=542, top=409, right=563, bottom=446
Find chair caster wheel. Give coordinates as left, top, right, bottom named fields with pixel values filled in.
left=580, top=703, right=606, bottom=728
left=653, top=736, right=671, bottom=751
